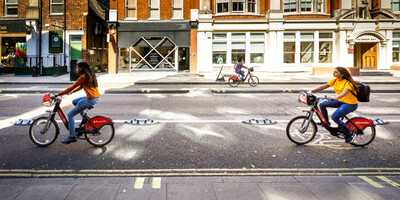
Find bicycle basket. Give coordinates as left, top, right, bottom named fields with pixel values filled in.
left=42, top=93, right=51, bottom=107
left=249, top=67, right=254, bottom=72
left=298, top=92, right=316, bottom=106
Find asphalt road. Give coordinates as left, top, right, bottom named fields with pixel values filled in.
left=0, top=92, right=399, bottom=173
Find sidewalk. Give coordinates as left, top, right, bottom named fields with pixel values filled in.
left=1, top=175, right=399, bottom=200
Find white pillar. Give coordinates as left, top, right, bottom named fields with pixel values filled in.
left=197, top=31, right=213, bottom=73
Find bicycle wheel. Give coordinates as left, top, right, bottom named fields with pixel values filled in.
left=228, top=78, right=240, bottom=87
left=85, top=124, right=115, bottom=147
left=350, top=126, right=376, bottom=147
left=248, top=75, right=259, bottom=87
left=29, top=117, right=59, bottom=147
left=286, top=116, right=317, bottom=145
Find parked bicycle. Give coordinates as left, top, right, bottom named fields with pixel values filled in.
left=29, top=93, right=115, bottom=147
left=286, top=92, right=376, bottom=147
left=228, top=67, right=259, bottom=87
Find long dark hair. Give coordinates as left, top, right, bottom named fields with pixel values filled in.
left=77, top=62, right=98, bottom=88
left=336, top=67, right=359, bottom=90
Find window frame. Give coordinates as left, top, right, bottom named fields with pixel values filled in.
left=215, top=0, right=258, bottom=15
left=316, top=0, right=324, bottom=13
left=249, top=33, right=265, bottom=64
left=299, top=32, right=314, bottom=64
left=284, top=0, right=328, bottom=14
left=148, top=0, right=160, bottom=19
left=392, top=0, right=400, bottom=12
left=300, top=0, right=313, bottom=13
left=50, top=0, right=64, bottom=15
left=392, top=32, right=400, bottom=63
left=231, top=33, right=246, bottom=64
left=318, top=32, right=333, bottom=64
left=171, top=0, right=184, bottom=19
left=5, top=0, right=18, bottom=16
left=125, top=0, right=137, bottom=20
left=212, top=33, right=228, bottom=65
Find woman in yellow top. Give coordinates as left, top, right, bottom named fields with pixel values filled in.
left=53, top=62, right=100, bottom=144
left=310, top=67, right=359, bottom=143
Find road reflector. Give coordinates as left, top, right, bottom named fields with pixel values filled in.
left=242, top=119, right=277, bottom=125
left=14, top=119, right=34, bottom=126
left=372, top=119, right=389, bottom=125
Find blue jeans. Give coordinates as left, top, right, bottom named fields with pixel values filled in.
left=68, top=97, right=99, bottom=137
left=238, top=70, right=245, bottom=80
left=319, top=100, right=358, bottom=134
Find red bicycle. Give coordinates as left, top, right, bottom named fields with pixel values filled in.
left=228, top=67, right=259, bottom=87
left=29, top=94, right=115, bottom=147
left=286, top=92, right=376, bottom=147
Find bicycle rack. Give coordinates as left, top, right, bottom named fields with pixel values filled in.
left=125, top=119, right=158, bottom=125
left=14, top=119, right=34, bottom=126
left=242, top=119, right=277, bottom=125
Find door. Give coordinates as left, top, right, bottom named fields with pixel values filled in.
left=178, top=47, right=190, bottom=72
left=70, top=36, right=82, bottom=81
left=361, top=43, right=377, bottom=70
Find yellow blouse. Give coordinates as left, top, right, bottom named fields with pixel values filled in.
left=327, top=78, right=358, bottom=104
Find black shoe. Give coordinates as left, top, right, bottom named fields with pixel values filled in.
left=61, top=137, right=77, bottom=144
left=345, top=132, right=356, bottom=143
left=316, top=122, right=330, bottom=126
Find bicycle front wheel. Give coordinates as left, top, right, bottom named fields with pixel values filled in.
left=350, top=126, right=376, bottom=147
left=228, top=78, right=240, bottom=87
left=248, top=75, right=259, bottom=87
left=286, top=116, right=317, bottom=145
left=29, top=117, right=59, bottom=147
left=85, top=124, right=115, bottom=147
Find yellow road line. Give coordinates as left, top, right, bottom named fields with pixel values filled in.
left=376, top=176, right=400, bottom=188
left=152, top=177, right=162, bottom=189
left=134, top=177, right=145, bottom=189
left=359, top=176, right=384, bottom=188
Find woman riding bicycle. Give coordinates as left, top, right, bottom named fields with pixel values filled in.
left=52, top=62, right=100, bottom=144
left=235, top=57, right=248, bottom=81
left=310, top=67, right=359, bottom=143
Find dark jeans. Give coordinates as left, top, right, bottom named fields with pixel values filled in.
left=319, top=100, right=358, bottom=134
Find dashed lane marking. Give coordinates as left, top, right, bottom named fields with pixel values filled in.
left=134, top=177, right=145, bottom=189
left=359, top=176, right=385, bottom=188
left=152, top=177, right=162, bottom=189
left=376, top=176, right=400, bottom=188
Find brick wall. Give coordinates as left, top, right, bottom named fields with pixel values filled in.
left=41, top=0, right=88, bottom=31
left=0, top=0, right=29, bottom=18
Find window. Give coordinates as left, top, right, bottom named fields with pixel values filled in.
left=284, top=0, right=297, bottom=13
left=216, top=0, right=257, bottom=14
left=5, top=0, right=18, bottom=16
left=319, top=33, right=333, bottom=63
left=213, top=34, right=227, bottom=64
left=50, top=0, right=63, bottom=15
left=284, top=33, right=296, bottom=63
left=126, top=0, right=137, bottom=19
left=316, top=0, right=324, bottom=13
left=300, top=33, right=314, bottom=63
left=393, top=32, right=400, bottom=62
left=232, top=0, right=245, bottom=13
left=217, top=0, right=229, bottom=13
left=231, top=33, right=246, bottom=63
left=301, top=0, right=312, bottom=12
left=148, top=0, right=160, bottom=19
left=250, top=33, right=264, bottom=64
left=172, top=0, right=183, bottom=18
left=392, top=0, right=400, bottom=12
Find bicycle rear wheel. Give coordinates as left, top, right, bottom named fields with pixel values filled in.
left=350, top=126, right=376, bottom=147
left=248, top=75, right=259, bottom=87
left=286, top=116, right=317, bottom=145
left=85, top=124, right=115, bottom=147
left=29, top=117, right=59, bottom=147
left=228, top=77, right=240, bottom=87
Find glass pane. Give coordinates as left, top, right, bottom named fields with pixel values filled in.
left=319, top=41, right=332, bottom=53
left=52, top=0, right=63, bottom=3
left=213, top=34, right=227, bottom=40
left=150, top=10, right=159, bottom=18
left=71, top=36, right=82, bottom=42
left=7, top=0, right=18, bottom=3
left=250, top=42, right=264, bottom=53
left=284, top=33, right=296, bottom=39
left=127, top=0, right=136, bottom=5
left=284, top=53, right=295, bottom=63
left=52, top=5, right=63, bottom=13
left=393, top=52, right=399, bottom=62
left=232, top=33, right=246, bottom=40
left=173, top=9, right=183, bottom=18
left=251, top=53, right=264, bottom=63
left=251, top=33, right=265, bottom=40
left=319, top=53, right=332, bottom=63
left=284, top=42, right=295, bottom=52
left=173, top=0, right=183, bottom=7
left=393, top=32, right=400, bottom=38
left=232, top=42, right=245, bottom=50
left=301, top=41, right=314, bottom=52
left=213, top=42, right=227, bottom=51
left=213, top=53, right=226, bottom=64
left=232, top=53, right=245, bottom=63
left=301, top=33, right=314, bottom=39
left=7, top=7, right=18, bottom=15
left=319, top=33, right=332, bottom=39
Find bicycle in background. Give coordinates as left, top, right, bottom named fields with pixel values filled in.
left=228, top=67, right=259, bottom=87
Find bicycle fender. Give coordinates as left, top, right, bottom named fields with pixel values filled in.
left=346, top=117, right=374, bottom=131
left=85, top=115, right=114, bottom=130
left=230, top=76, right=239, bottom=81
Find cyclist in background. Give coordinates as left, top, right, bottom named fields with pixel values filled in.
left=234, top=57, right=248, bottom=81
left=309, top=67, right=359, bottom=143
left=52, top=62, right=100, bottom=144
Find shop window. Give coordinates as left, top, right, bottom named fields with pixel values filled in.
left=319, top=32, right=332, bottom=63
left=148, top=0, right=160, bottom=19
left=213, top=34, right=227, bottom=64
left=392, top=32, right=400, bottom=62
left=250, top=33, right=264, bottom=64
left=172, top=0, right=183, bottom=18
left=392, top=0, right=400, bottom=12
left=300, top=33, right=314, bottom=63
left=1, top=37, right=26, bottom=68
left=231, top=33, right=246, bottom=63
left=284, top=0, right=297, bottom=13
left=284, top=33, right=296, bottom=63
left=301, top=0, right=312, bottom=12
left=5, top=0, right=18, bottom=16
left=50, top=0, right=63, bottom=15
left=126, top=0, right=137, bottom=19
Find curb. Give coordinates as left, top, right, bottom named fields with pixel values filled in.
left=211, top=89, right=400, bottom=94
left=135, top=81, right=400, bottom=85
left=0, top=82, right=73, bottom=85
left=104, top=89, right=190, bottom=94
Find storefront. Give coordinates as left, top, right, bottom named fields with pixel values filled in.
left=0, top=20, right=27, bottom=73
left=117, top=21, right=191, bottom=72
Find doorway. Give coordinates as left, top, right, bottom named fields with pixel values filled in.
left=178, top=47, right=190, bottom=72
left=354, top=43, right=377, bottom=70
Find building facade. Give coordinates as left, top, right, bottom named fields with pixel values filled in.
left=0, top=0, right=107, bottom=76
left=194, top=0, right=400, bottom=74
left=107, top=0, right=200, bottom=73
